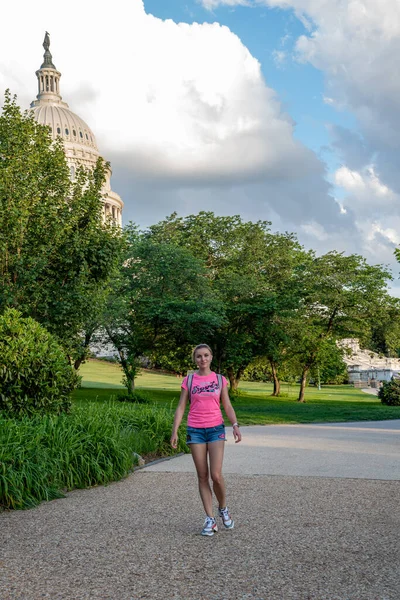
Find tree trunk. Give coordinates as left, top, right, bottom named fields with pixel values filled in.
left=227, top=367, right=238, bottom=392
left=227, top=366, right=244, bottom=393
left=74, top=331, right=93, bottom=371
left=298, top=366, right=310, bottom=402
left=217, top=357, right=222, bottom=374
left=270, top=361, right=280, bottom=396
left=117, top=350, right=136, bottom=394
left=104, top=326, right=136, bottom=394
left=125, top=370, right=135, bottom=393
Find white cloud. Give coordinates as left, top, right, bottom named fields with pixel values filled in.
left=335, top=166, right=396, bottom=208
left=0, top=0, right=324, bottom=185
left=334, top=164, right=400, bottom=263
left=301, top=221, right=328, bottom=241
left=201, top=0, right=400, bottom=277
left=272, top=49, right=287, bottom=68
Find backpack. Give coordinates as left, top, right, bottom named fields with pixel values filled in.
left=187, top=372, right=223, bottom=403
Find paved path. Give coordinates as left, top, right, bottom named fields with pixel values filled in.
left=1, top=421, right=400, bottom=600
left=145, top=420, right=400, bottom=480
left=361, top=388, right=379, bottom=396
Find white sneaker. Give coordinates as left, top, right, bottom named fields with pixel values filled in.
left=201, top=516, right=218, bottom=536
left=218, top=506, right=234, bottom=529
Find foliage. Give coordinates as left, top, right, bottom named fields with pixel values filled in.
left=242, top=345, right=348, bottom=387
left=0, top=91, right=123, bottom=363
left=286, top=252, right=393, bottom=401
left=149, top=346, right=193, bottom=376
left=146, top=212, right=308, bottom=391
left=144, top=213, right=395, bottom=401
left=0, top=401, right=187, bottom=510
left=361, top=296, right=400, bottom=358
left=0, top=309, right=78, bottom=417
left=116, top=390, right=151, bottom=404
left=104, top=229, right=224, bottom=392
left=309, top=341, right=349, bottom=385
left=243, top=358, right=272, bottom=382
left=378, top=379, right=400, bottom=406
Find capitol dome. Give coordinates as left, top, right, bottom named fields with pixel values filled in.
left=31, top=104, right=98, bottom=151
left=30, top=33, right=123, bottom=225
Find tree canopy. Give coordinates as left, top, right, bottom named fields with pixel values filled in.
left=0, top=91, right=123, bottom=362
left=146, top=212, right=309, bottom=390
left=104, top=227, right=224, bottom=392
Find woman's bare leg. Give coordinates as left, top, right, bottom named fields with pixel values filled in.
left=190, top=443, right=213, bottom=517
left=208, top=441, right=226, bottom=509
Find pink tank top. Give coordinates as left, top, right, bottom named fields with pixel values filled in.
left=182, top=372, right=227, bottom=428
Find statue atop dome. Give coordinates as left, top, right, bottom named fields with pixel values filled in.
left=43, top=31, right=50, bottom=51
left=41, top=31, right=56, bottom=69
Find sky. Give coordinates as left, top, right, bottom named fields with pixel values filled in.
left=1, top=0, right=400, bottom=284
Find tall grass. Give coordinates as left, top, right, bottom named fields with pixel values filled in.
left=0, top=402, right=187, bottom=510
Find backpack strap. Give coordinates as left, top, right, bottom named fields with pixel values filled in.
left=187, top=373, right=194, bottom=403
left=217, top=373, right=223, bottom=397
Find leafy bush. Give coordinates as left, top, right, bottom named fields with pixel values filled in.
left=116, top=390, right=150, bottom=404
left=378, top=378, right=400, bottom=406
left=0, top=308, right=78, bottom=417
left=0, top=400, right=188, bottom=510
left=242, top=358, right=272, bottom=382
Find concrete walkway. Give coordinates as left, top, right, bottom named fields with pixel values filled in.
left=361, top=388, right=379, bottom=396
left=144, top=420, right=400, bottom=480
left=1, top=421, right=399, bottom=600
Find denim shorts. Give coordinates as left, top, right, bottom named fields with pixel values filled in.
left=186, top=423, right=226, bottom=445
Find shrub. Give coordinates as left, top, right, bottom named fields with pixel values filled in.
left=0, top=308, right=78, bottom=417
left=378, top=378, right=400, bottom=406
left=116, top=390, right=150, bottom=404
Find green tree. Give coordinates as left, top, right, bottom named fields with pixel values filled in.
left=0, top=91, right=123, bottom=362
left=104, top=229, right=224, bottom=393
left=289, top=252, right=392, bottom=402
left=149, top=346, right=194, bottom=376
left=310, top=342, right=348, bottom=385
left=362, top=296, right=400, bottom=358
left=147, top=212, right=307, bottom=391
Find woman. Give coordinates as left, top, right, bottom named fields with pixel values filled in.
left=170, top=344, right=242, bottom=536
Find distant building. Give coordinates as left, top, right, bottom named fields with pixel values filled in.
left=339, top=339, right=400, bottom=387
left=30, top=33, right=123, bottom=225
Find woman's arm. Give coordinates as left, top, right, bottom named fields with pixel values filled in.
left=221, top=385, right=242, bottom=443
left=170, top=387, right=189, bottom=449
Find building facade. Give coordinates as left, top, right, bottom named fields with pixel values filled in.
left=340, top=338, right=400, bottom=387
left=30, top=33, right=123, bottom=225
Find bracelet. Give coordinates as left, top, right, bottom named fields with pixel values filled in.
left=232, top=422, right=239, bottom=428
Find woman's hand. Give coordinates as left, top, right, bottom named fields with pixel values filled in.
left=170, top=432, right=178, bottom=449
left=233, top=424, right=242, bottom=443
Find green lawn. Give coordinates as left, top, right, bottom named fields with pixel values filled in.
left=75, top=360, right=400, bottom=425
left=79, top=359, right=181, bottom=390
